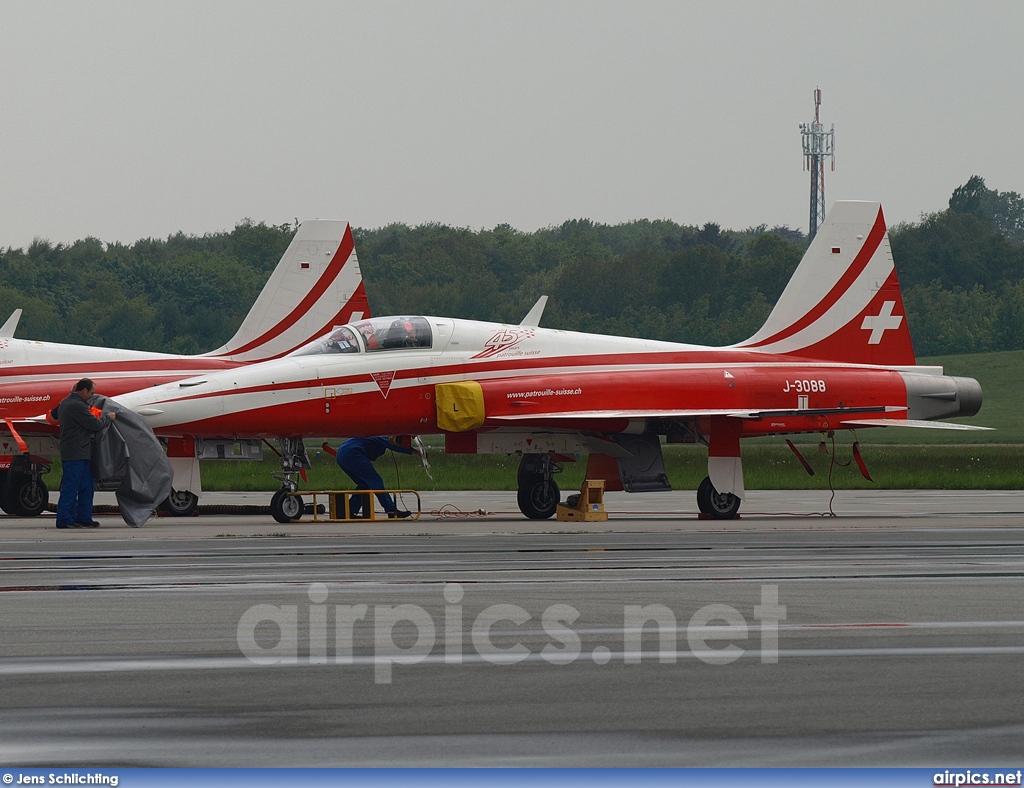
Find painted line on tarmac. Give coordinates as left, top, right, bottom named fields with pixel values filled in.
left=3, top=644, right=1024, bottom=675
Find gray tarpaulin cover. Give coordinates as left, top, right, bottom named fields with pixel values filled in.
left=90, top=395, right=174, bottom=527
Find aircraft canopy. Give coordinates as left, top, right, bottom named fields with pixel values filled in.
left=289, top=317, right=434, bottom=357
left=290, top=326, right=361, bottom=356
left=352, top=316, right=432, bottom=351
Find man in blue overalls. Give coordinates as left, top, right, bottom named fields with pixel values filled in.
left=333, top=436, right=419, bottom=518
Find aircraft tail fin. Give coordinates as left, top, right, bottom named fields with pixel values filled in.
left=206, top=220, right=371, bottom=362
left=734, top=201, right=916, bottom=366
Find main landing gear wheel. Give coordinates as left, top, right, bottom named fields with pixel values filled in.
left=6, top=477, right=48, bottom=517
left=270, top=488, right=303, bottom=523
left=2, top=456, right=50, bottom=517
left=516, top=453, right=562, bottom=520
left=696, top=476, right=741, bottom=520
left=0, top=471, right=12, bottom=514
left=159, top=489, right=199, bottom=517
left=517, top=478, right=560, bottom=520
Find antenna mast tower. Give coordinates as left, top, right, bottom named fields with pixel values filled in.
left=800, top=88, right=835, bottom=240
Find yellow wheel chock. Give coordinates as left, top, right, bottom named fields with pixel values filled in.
left=556, top=479, right=608, bottom=522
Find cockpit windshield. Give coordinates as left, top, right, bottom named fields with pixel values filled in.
left=290, top=326, right=361, bottom=357
left=351, top=316, right=432, bottom=351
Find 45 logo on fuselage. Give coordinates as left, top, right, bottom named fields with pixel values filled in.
left=471, top=327, right=536, bottom=359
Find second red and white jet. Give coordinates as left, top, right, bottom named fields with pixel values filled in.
left=1, top=220, right=369, bottom=516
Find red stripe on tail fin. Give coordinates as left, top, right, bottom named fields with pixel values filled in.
left=735, top=201, right=916, bottom=366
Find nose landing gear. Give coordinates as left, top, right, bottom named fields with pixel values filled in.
left=268, top=438, right=310, bottom=523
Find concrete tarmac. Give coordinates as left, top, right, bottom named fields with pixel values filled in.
left=6, top=487, right=1024, bottom=539
left=1, top=490, right=1023, bottom=766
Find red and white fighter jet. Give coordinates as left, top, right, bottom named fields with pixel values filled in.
left=1, top=220, right=369, bottom=516
left=111, top=201, right=986, bottom=521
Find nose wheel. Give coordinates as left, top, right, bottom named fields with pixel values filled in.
left=270, top=488, right=304, bottom=523
left=159, top=489, right=199, bottom=517
left=264, top=438, right=311, bottom=523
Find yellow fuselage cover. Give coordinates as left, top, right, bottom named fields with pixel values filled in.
left=435, top=381, right=485, bottom=432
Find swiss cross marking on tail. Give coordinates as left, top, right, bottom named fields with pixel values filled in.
left=861, top=301, right=903, bottom=345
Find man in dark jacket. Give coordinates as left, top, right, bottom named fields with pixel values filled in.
left=333, top=436, right=419, bottom=518
left=50, top=378, right=116, bottom=529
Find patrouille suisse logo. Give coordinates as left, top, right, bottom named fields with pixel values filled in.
left=471, top=327, right=536, bottom=359
left=371, top=370, right=396, bottom=398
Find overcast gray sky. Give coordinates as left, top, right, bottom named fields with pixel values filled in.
left=2, top=0, right=1023, bottom=250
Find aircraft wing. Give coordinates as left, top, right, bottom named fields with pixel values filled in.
left=838, top=418, right=993, bottom=431
left=489, top=407, right=991, bottom=432
left=489, top=405, right=909, bottom=422
left=491, top=408, right=762, bottom=421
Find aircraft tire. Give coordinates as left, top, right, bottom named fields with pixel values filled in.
left=270, top=488, right=303, bottom=523
left=8, top=476, right=48, bottom=517
left=0, top=470, right=12, bottom=514
left=696, top=476, right=741, bottom=520
left=159, top=489, right=199, bottom=517
left=517, top=478, right=559, bottom=520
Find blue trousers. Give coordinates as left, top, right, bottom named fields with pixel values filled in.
left=335, top=449, right=395, bottom=515
left=56, top=459, right=95, bottom=526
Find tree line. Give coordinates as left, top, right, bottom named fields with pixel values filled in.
left=2, top=176, right=1022, bottom=357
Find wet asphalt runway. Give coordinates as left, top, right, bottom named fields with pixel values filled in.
left=1, top=490, right=1023, bottom=766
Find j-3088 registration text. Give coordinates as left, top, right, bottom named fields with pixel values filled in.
left=782, top=379, right=826, bottom=393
